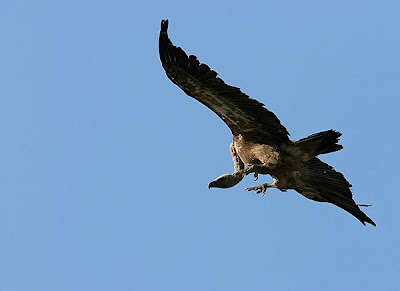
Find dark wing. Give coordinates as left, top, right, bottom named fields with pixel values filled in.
left=159, top=19, right=291, bottom=146
left=296, top=158, right=376, bottom=226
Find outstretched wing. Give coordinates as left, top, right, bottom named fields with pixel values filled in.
left=296, top=158, right=376, bottom=226
left=159, top=19, right=291, bottom=146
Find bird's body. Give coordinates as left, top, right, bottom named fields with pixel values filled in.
left=159, top=19, right=375, bottom=226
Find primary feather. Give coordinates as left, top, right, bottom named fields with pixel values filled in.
left=159, top=19, right=290, bottom=146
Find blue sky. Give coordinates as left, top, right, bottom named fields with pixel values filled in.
left=1, top=0, right=399, bottom=290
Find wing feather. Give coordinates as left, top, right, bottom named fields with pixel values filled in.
left=159, top=19, right=290, bottom=145
left=296, top=158, right=376, bottom=226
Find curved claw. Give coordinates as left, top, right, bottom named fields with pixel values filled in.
left=254, top=172, right=258, bottom=181
left=246, top=184, right=269, bottom=196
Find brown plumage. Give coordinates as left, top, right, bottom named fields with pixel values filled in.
left=159, top=19, right=375, bottom=226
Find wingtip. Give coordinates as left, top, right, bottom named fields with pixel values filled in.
left=362, top=217, right=376, bottom=227
left=161, top=19, right=169, bottom=33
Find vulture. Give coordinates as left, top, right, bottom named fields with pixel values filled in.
left=159, top=19, right=375, bottom=226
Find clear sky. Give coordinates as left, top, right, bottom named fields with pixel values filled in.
left=1, top=1, right=399, bottom=290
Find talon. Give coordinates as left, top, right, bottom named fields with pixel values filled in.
left=246, top=183, right=273, bottom=196
left=244, top=166, right=253, bottom=176
left=254, top=172, right=258, bottom=181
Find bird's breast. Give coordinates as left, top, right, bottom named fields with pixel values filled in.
left=233, top=135, right=280, bottom=168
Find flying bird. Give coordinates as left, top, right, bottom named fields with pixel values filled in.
left=159, top=19, right=375, bottom=226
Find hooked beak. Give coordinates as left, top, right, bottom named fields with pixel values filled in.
left=208, top=181, right=217, bottom=189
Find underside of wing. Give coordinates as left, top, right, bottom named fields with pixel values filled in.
left=159, top=19, right=291, bottom=146
left=296, top=158, right=376, bottom=226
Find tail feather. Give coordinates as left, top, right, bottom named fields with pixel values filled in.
left=296, top=158, right=376, bottom=226
left=296, top=130, right=343, bottom=158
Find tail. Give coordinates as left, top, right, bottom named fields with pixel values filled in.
left=295, top=130, right=343, bottom=160
left=296, top=158, right=376, bottom=226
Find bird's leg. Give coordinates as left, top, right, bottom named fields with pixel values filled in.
left=246, top=183, right=273, bottom=196
left=227, top=164, right=268, bottom=182
left=243, top=165, right=268, bottom=178
left=246, top=180, right=278, bottom=196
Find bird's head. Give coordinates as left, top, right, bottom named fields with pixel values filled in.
left=208, top=172, right=244, bottom=189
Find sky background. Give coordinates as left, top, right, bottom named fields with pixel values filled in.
left=1, top=1, right=399, bottom=290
